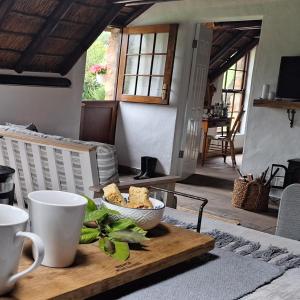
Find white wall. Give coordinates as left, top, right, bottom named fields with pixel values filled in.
left=0, top=57, right=85, bottom=138
left=242, top=3, right=300, bottom=176
left=125, top=0, right=300, bottom=176
left=116, top=103, right=177, bottom=173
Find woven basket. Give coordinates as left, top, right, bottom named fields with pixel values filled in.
left=232, top=179, right=270, bottom=212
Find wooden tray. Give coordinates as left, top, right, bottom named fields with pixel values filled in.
left=8, top=224, right=214, bottom=300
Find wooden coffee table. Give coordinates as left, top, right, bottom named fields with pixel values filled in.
left=8, top=224, right=214, bottom=300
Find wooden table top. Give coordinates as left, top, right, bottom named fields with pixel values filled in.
left=7, top=224, right=214, bottom=300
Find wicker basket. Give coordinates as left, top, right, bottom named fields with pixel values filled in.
left=232, top=179, right=270, bottom=212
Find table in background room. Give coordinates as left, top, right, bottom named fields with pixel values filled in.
left=201, top=117, right=231, bottom=166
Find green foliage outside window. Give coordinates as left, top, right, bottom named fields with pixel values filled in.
left=82, top=32, right=110, bottom=100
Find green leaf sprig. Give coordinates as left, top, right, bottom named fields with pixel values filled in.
left=80, top=196, right=149, bottom=261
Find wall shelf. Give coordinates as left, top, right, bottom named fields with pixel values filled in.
left=253, top=99, right=300, bottom=109
left=253, top=99, right=300, bottom=128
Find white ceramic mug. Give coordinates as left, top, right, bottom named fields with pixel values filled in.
left=28, top=191, right=87, bottom=268
left=0, top=204, right=44, bottom=296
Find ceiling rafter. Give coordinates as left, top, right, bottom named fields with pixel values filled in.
left=210, top=31, right=249, bottom=68
left=122, top=3, right=153, bottom=26
left=209, top=38, right=259, bottom=81
left=0, top=0, right=179, bottom=74
left=0, top=0, right=16, bottom=27
left=113, top=0, right=178, bottom=5
left=14, top=0, right=74, bottom=73
left=59, top=4, right=125, bottom=75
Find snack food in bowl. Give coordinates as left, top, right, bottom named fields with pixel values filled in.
left=101, top=184, right=165, bottom=230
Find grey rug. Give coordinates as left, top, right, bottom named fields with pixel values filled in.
left=90, top=216, right=300, bottom=300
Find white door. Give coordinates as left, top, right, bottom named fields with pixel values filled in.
left=179, top=24, right=212, bottom=178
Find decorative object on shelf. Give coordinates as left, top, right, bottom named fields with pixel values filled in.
left=268, top=91, right=275, bottom=100
left=261, top=84, right=270, bottom=99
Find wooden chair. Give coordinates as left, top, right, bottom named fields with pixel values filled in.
left=205, top=109, right=245, bottom=167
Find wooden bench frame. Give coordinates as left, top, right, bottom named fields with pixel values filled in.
left=0, top=129, right=99, bottom=208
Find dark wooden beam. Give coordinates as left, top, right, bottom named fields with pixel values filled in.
left=122, top=4, right=153, bottom=26
left=60, top=4, right=125, bottom=76
left=0, top=0, right=16, bottom=27
left=0, top=74, right=71, bottom=87
left=214, top=20, right=262, bottom=30
left=14, top=0, right=74, bottom=73
left=210, top=31, right=247, bottom=68
left=113, top=0, right=178, bottom=4
left=209, top=39, right=259, bottom=81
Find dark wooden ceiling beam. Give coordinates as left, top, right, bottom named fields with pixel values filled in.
left=113, top=0, right=178, bottom=4
left=0, top=0, right=16, bottom=27
left=60, top=4, right=125, bottom=75
left=214, top=20, right=262, bottom=30
left=209, top=38, right=259, bottom=81
left=210, top=31, right=247, bottom=68
left=122, top=3, right=153, bottom=26
left=14, top=0, right=74, bottom=73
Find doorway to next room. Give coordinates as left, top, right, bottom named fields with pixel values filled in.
left=176, top=20, right=278, bottom=233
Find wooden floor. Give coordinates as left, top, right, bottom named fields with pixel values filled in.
left=176, top=155, right=279, bottom=234
left=119, top=155, right=279, bottom=234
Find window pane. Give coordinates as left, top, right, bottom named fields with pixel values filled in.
left=224, top=69, right=235, bottom=89
left=155, top=33, right=169, bottom=53
left=141, top=34, right=154, bottom=53
left=222, top=92, right=227, bottom=103
left=236, top=56, right=246, bottom=70
left=125, top=55, right=138, bottom=74
left=127, top=34, right=141, bottom=54
left=227, top=93, right=235, bottom=111
left=234, top=71, right=244, bottom=90
left=152, top=55, right=166, bottom=75
left=150, top=77, right=163, bottom=97
left=123, top=76, right=136, bottom=95
left=136, top=76, right=150, bottom=96
left=233, top=93, right=242, bottom=111
left=138, top=55, right=152, bottom=75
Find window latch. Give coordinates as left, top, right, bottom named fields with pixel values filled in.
left=162, top=83, right=168, bottom=101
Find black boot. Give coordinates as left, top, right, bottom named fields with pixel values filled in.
left=139, top=157, right=157, bottom=179
left=134, top=156, right=149, bottom=179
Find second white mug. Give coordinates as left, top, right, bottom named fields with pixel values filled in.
left=28, top=190, right=87, bottom=268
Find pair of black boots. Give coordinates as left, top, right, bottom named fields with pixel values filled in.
left=134, top=156, right=157, bottom=180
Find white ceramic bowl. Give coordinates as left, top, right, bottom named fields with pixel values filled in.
left=100, top=193, right=165, bottom=230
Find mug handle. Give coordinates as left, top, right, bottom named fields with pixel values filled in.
left=8, top=231, right=45, bottom=285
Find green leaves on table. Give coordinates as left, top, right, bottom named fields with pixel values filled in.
left=108, top=230, right=149, bottom=244
left=80, top=228, right=99, bottom=244
left=80, top=196, right=149, bottom=261
left=99, top=238, right=130, bottom=261
left=84, top=196, right=119, bottom=223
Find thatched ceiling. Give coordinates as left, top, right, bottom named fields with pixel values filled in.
left=0, top=0, right=177, bottom=75
left=209, top=20, right=262, bottom=81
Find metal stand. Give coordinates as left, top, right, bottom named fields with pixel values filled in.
left=150, top=186, right=208, bottom=233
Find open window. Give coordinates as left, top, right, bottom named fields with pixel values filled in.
left=117, top=24, right=178, bottom=105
